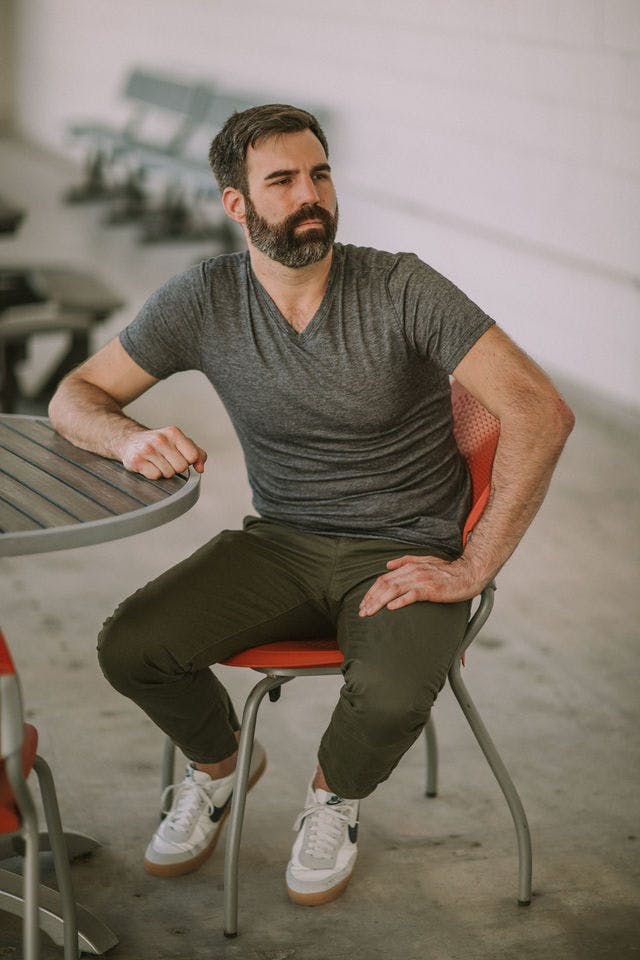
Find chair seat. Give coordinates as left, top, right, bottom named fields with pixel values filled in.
left=0, top=722, right=38, bottom=833
left=222, top=638, right=344, bottom=670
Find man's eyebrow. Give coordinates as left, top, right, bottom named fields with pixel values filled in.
left=263, top=163, right=332, bottom=182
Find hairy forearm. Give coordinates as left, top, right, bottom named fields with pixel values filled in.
left=48, top=376, right=148, bottom=462
left=461, top=394, right=575, bottom=586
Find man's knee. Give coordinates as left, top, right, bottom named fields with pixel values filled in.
left=97, top=591, right=177, bottom=694
left=97, top=600, right=138, bottom=693
left=342, top=669, right=432, bottom=748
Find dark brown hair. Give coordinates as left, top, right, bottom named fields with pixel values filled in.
left=209, top=103, right=329, bottom=194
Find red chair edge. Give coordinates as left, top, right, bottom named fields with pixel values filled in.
left=0, top=629, right=39, bottom=831
left=0, top=628, right=16, bottom=676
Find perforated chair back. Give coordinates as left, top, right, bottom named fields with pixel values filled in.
left=450, top=379, right=500, bottom=544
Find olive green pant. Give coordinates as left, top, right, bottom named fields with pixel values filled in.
left=97, top=517, right=470, bottom=799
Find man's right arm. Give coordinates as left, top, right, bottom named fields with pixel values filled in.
left=48, top=337, right=207, bottom=480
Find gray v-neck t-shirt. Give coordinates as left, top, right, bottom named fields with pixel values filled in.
left=120, top=243, right=494, bottom=556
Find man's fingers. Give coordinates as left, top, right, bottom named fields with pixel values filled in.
left=135, top=453, right=176, bottom=480
left=192, top=445, right=208, bottom=473
left=386, top=555, right=420, bottom=569
left=131, top=440, right=189, bottom=477
left=387, top=590, right=419, bottom=611
left=123, top=427, right=208, bottom=478
left=359, top=572, right=411, bottom=616
left=143, top=449, right=186, bottom=479
left=171, top=429, right=207, bottom=470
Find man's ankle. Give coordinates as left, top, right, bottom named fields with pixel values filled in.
left=194, top=751, right=238, bottom=780
left=194, top=731, right=241, bottom=780
left=312, top=765, right=332, bottom=793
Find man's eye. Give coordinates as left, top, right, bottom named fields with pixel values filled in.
left=275, top=178, right=290, bottom=186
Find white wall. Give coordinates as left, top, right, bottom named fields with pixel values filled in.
left=10, top=0, right=640, bottom=408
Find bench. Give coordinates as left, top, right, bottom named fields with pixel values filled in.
left=64, top=68, right=216, bottom=206
left=64, top=68, right=237, bottom=247
left=136, top=89, right=261, bottom=246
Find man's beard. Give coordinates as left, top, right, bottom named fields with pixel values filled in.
left=244, top=196, right=338, bottom=268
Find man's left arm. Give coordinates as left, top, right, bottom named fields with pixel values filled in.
left=359, top=325, right=575, bottom=616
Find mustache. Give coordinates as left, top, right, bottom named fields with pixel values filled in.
left=288, top=204, right=335, bottom=229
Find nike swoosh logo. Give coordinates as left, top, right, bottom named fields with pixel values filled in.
left=210, top=796, right=231, bottom=823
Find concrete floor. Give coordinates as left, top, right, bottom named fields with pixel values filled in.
left=0, top=137, right=638, bottom=959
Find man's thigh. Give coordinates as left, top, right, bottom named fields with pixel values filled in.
left=337, top=583, right=470, bottom=710
left=101, top=526, right=333, bottom=671
left=319, top=554, right=471, bottom=796
left=333, top=538, right=472, bottom=712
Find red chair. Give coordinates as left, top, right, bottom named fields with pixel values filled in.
left=161, top=380, right=533, bottom=936
left=0, top=629, right=79, bottom=960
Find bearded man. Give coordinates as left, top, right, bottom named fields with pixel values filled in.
left=49, top=104, right=574, bottom=906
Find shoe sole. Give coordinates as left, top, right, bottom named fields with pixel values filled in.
left=286, top=873, right=353, bottom=906
left=143, top=752, right=267, bottom=878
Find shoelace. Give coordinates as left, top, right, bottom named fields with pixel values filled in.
left=161, top=780, right=215, bottom=831
left=293, top=800, right=354, bottom=860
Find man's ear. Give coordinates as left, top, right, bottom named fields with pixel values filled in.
left=222, top=187, right=246, bottom=224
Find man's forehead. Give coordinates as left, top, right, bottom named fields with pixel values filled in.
left=246, top=129, right=327, bottom=173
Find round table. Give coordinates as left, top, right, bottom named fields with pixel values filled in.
left=0, top=414, right=200, bottom=556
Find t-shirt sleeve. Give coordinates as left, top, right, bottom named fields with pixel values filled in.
left=119, top=265, right=206, bottom=379
left=387, top=253, right=495, bottom=373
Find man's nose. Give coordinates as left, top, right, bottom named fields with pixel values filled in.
left=296, top=175, right=321, bottom=206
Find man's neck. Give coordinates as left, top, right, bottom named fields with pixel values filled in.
left=248, top=245, right=334, bottom=333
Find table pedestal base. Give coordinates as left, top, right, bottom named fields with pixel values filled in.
left=0, top=833, right=118, bottom=955
left=0, top=830, right=100, bottom=862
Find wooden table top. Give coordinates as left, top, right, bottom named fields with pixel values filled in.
left=0, top=415, right=200, bottom=556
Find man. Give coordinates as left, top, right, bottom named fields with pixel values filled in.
left=49, top=104, right=574, bottom=905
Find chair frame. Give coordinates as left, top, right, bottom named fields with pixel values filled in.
left=0, top=636, right=79, bottom=960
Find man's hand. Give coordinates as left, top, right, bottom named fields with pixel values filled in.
left=121, top=426, right=207, bottom=480
left=359, top=554, right=484, bottom=617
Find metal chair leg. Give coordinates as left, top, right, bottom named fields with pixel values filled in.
left=6, top=752, right=40, bottom=960
left=34, top=756, right=79, bottom=960
left=424, top=716, right=438, bottom=797
left=22, top=809, right=40, bottom=960
left=448, top=658, right=532, bottom=905
left=223, top=674, right=291, bottom=938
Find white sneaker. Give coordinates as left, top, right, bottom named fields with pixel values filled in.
left=286, top=781, right=359, bottom=905
left=144, top=740, right=266, bottom=877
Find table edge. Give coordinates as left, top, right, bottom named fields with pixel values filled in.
left=0, top=468, right=201, bottom=557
